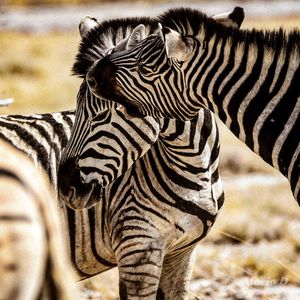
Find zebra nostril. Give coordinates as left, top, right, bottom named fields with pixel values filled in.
left=87, top=76, right=97, bottom=89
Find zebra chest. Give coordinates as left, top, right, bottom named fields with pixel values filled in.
left=68, top=173, right=217, bottom=277
left=70, top=207, right=116, bottom=276
left=106, top=187, right=210, bottom=256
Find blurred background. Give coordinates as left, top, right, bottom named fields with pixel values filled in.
left=1, top=1, right=300, bottom=299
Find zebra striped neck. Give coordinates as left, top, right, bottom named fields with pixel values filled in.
left=192, top=26, right=300, bottom=180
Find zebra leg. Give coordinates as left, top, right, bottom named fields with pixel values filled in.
left=157, top=247, right=196, bottom=300
left=116, top=240, right=165, bottom=300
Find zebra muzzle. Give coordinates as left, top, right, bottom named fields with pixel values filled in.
left=58, top=158, right=102, bottom=209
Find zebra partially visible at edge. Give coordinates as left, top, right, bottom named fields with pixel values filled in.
left=86, top=7, right=300, bottom=204
left=0, top=110, right=75, bottom=193
left=0, top=140, right=78, bottom=300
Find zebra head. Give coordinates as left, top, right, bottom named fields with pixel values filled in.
left=58, top=17, right=161, bottom=210
left=86, top=7, right=245, bottom=120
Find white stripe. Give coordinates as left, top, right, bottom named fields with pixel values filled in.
left=272, top=96, right=300, bottom=171
left=222, top=44, right=258, bottom=129
left=293, top=176, right=300, bottom=201
left=238, top=51, right=272, bottom=142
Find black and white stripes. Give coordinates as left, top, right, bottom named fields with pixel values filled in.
left=90, top=7, right=300, bottom=203
left=57, top=16, right=223, bottom=299
left=0, top=140, right=78, bottom=300
left=0, top=111, right=74, bottom=190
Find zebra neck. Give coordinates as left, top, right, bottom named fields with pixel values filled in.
left=195, top=30, right=300, bottom=176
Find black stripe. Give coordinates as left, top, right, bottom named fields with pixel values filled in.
left=0, top=168, right=25, bottom=185
left=88, top=207, right=116, bottom=267
left=229, top=44, right=264, bottom=140
left=66, top=208, right=90, bottom=278
left=0, top=215, right=31, bottom=222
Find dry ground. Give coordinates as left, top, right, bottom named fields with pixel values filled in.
left=1, top=15, right=300, bottom=300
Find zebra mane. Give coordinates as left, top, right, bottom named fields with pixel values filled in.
left=72, top=17, right=157, bottom=78
left=73, top=7, right=300, bottom=78
left=159, top=8, right=300, bottom=54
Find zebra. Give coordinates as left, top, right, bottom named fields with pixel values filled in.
left=0, top=139, right=78, bottom=300
left=0, top=108, right=163, bottom=298
left=56, top=13, right=240, bottom=299
left=86, top=7, right=300, bottom=204
left=0, top=110, right=75, bottom=192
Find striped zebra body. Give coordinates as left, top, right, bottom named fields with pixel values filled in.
left=0, top=90, right=222, bottom=300
left=0, top=111, right=74, bottom=191
left=58, top=18, right=223, bottom=299
left=0, top=140, right=78, bottom=300
left=89, top=7, right=300, bottom=203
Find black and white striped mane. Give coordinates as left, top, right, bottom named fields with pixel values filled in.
left=159, top=8, right=300, bottom=54
left=73, top=7, right=300, bottom=79
left=72, top=17, right=157, bottom=78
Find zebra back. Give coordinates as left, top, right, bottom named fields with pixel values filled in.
left=0, top=110, right=75, bottom=190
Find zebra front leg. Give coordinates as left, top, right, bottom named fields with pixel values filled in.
left=157, top=247, right=196, bottom=300
left=116, top=240, right=165, bottom=300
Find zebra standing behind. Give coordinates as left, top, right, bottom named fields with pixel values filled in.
left=87, top=7, right=300, bottom=204
left=0, top=111, right=75, bottom=192
left=0, top=140, right=78, bottom=300
left=56, top=13, right=239, bottom=299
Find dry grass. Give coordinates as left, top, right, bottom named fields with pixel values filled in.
left=0, top=32, right=80, bottom=114
left=1, top=14, right=300, bottom=299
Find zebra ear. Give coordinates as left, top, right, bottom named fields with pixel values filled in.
left=211, top=6, right=245, bottom=29
left=126, top=24, right=146, bottom=49
left=110, top=24, right=146, bottom=53
left=158, top=23, right=193, bottom=61
left=79, top=16, right=99, bottom=37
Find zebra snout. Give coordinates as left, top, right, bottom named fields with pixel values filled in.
left=87, top=76, right=97, bottom=90
left=58, top=157, right=101, bottom=209
left=87, top=58, right=116, bottom=99
left=58, top=157, right=79, bottom=194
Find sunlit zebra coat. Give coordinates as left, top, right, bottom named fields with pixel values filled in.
left=87, top=7, right=300, bottom=204
left=0, top=140, right=78, bottom=300
left=58, top=16, right=224, bottom=300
